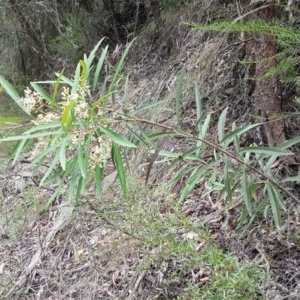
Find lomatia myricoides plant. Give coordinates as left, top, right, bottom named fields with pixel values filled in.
left=1, top=38, right=300, bottom=231
left=0, top=38, right=136, bottom=206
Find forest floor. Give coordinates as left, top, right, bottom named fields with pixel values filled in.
left=1, top=2, right=300, bottom=299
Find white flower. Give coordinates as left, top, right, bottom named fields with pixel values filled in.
left=78, top=84, right=90, bottom=100
left=74, top=101, right=90, bottom=119
left=20, top=87, right=43, bottom=114
left=90, top=135, right=112, bottom=168
left=61, top=86, right=70, bottom=101
left=32, top=112, right=60, bottom=125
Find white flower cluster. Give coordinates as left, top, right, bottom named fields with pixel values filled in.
left=90, top=135, right=112, bottom=168
left=25, top=81, right=113, bottom=175
left=74, top=100, right=89, bottom=119
left=28, top=138, right=49, bottom=160
left=60, top=85, right=90, bottom=120
left=78, top=83, right=90, bottom=100
left=20, top=87, right=43, bottom=114
left=32, top=112, right=60, bottom=125
left=61, top=86, right=71, bottom=101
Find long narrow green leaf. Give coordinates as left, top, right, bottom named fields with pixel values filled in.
left=12, top=139, right=29, bottom=165
left=68, top=159, right=79, bottom=200
left=166, top=146, right=205, bottom=171
left=52, top=69, right=64, bottom=107
left=86, top=38, right=105, bottom=69
left=44, top=159, right=74, bottom=186
left=72, top=63, right=81, bottom=95
left=264, top=155, right=279, bottom=172
left=100, top=127, right=136, bottom=148
left=80, top=60, right=87, bottom=83
left=243, top=151, right=251, bottom=164
left=83, top=53, right=88, bottom=64
left=112, top=142, right=127, bottom=196
left=148, top=131, right=177, bottom=141
left=43, top=168, right=64, bottom=186
left=239, top=146, right=294, bottom=156
left=175, top=70, right=185, bottom=125
left=39, top=151, right=60, bottom=186
left=34, top=80, right=58, bottom=84
left=133, top=100, right=168, bottom=115
left=266, top=183, right=281, bottom=228
left=91, top=91, right=113, bottom=112
left=31, top=141, right=62, bottom=165
left=0, top=130, right=63, bottom=142
left=272, top=184, right=285, bottom=210
left=160, top=149, right=204, bottom=161
left=108, top=39, right=135, bottom=101
left=18, top=121, right=61, bottom=133
left=195, top=82, right=202, bottom=125
left=93, top=44, right=109, bottom=91
left=282, top=175, right=300, bottom=182
left=179, top=166, right=204, bottom=203
left=122, top=74, right=130, bottom=109
left=277, top=135, right=300, bottom=149
left=223, top=158, right=231, bottom=199
left=175, top=161, right=219, bottom=200
left=241, top=169, right=252, bottom=216
left=218, top=107, right=228, bottom=143
left=168, top=165, right=193, bottom=189
left=201, top=114, right=211, bottom=139
left=125, top=124, right=155, bottom=148
left=1, top=121, right=60, bottom=138
left=46, top=180, right=65, bottom=208
left=231, top=122, right=240, bottom=152
left=95, top=164, right=104, bottom=195
left=173, top=128, right=193, bottom=138
left=75, top=176, right=86, bottom=203
left=61, top=100, right=76, bottom=130
left=84, top=136, right=90, bottom=175
left=239, top=203, right=263, bottom=237
left=5, top=122, right=61, bottom=162
left=166, top=147, right=195, bottom=170
left=158, top=150, right=184, bottom=159
left=59, top=137, right=68, bottom=170
left=31, top=82, right=52, bottom=103
left=0, top=75, right=25, bottom=112
left=221, top=123, right=260, bottom=146
left=77, top=141, right=87, bottom=178
left=57, top=75, right=73, bottom=86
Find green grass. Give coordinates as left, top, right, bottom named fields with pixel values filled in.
left=91, top=174, right=266, bottom=299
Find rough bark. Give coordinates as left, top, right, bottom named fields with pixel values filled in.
left=8, top=0, right=45, bottom=55
left=242, top=1, right=285, bottom=146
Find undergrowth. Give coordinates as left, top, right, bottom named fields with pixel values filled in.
left=84, top=174, right=266, bottom=299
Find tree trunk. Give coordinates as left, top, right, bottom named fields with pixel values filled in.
left=8, top=0, right=45, bottom=55
left=242, top=1, right=285, bottom=146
